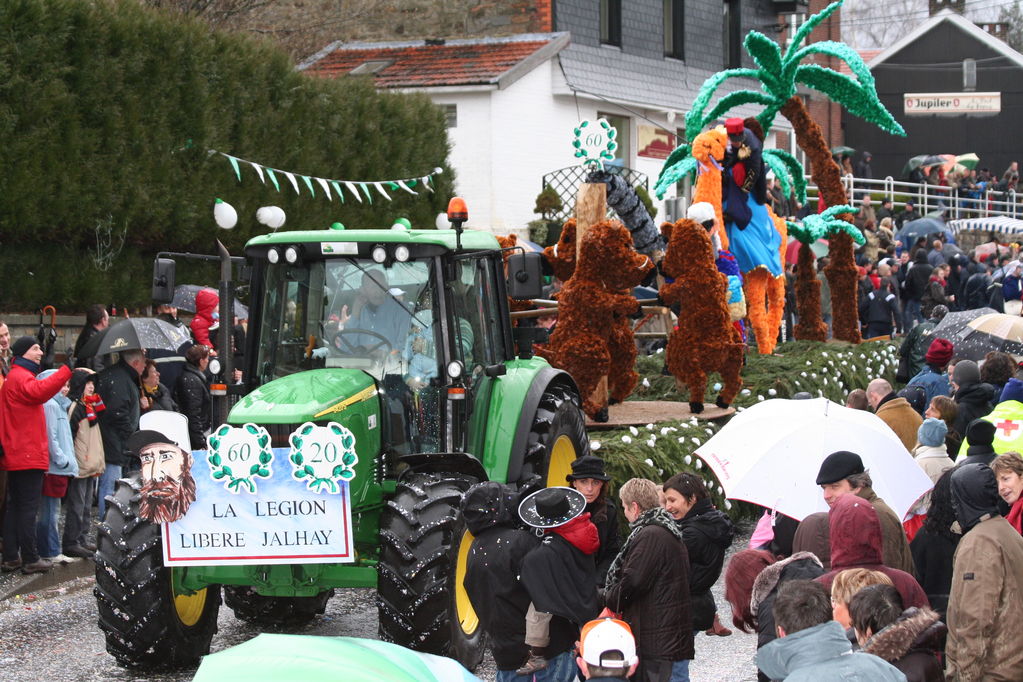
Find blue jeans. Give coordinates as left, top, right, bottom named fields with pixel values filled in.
left=35, top=496, right=61, bottom=559
left=496, top=650, right=579, bottom=682
left=903, top=299, right=923, bottom=330
left=671, top=659, right=691, bottom=682
left=97, top=464, right=123, bottom=520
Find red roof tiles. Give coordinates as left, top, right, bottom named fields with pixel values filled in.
left=304, top=38, right=557, bottom=88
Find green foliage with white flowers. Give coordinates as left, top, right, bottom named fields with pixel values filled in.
left=596, top=340, right=900, bottom=519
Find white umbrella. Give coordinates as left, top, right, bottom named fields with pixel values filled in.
left=694, top=398, right=933, bottom=522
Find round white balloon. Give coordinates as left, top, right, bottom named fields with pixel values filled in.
left=214, top=200, right=238, bottom=229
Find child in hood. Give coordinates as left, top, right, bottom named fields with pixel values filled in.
left=189, top=289, right=219, bottom=350
left=516, top=486, right=600, bottom=675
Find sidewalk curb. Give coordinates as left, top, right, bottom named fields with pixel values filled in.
left=0, top=558, right=95, bottom=602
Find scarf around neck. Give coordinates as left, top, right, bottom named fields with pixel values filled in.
left=604, top=507, right=685, bottom=588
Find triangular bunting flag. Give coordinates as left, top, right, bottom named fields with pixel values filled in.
left=266, top=168, right=281, bottom=192
left=251, top=162, right=265, bottom=184
left=397, top=180, right=418, bottom=195
left=374, top=182, right=392, bottom=201
left=301, top=175, right=316, bottom=197
left=331, top=181, right=345, bottom=203
left=316, top=177, right=332, bottom=200
left=225, top=155, right=242, bottom=182
left=344, top=181, right=363, bottom=203
left=283, top=171, right=300, bottom=194
left=360, top=183, right=374, bottom=204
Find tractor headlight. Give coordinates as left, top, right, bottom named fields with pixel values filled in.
left=372, top=245, right=388, bottom=264
left=394, top=245, right=410, bottom=262
left=267, top=248, right=280, bottom=264
left=285, top=246, right=300, bottom=264
left=447, top=360, right=464, bottom=379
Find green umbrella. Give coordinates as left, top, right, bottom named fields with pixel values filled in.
left=956, top=153, right=980, bottom=170
left=902, top=154, right=931, bottom=178
left=831, top=145, right=856, bottom=158
left=193, top=634, right=483, bottom=682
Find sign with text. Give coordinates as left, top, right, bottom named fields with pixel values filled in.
left=904, top=92, right=1001, bottom=115
left=163, top=447, right=355, bottom=566
left=638, top=125, right=676, bottom=159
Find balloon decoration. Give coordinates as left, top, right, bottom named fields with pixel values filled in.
left=213, top=198, right=238, bottom=229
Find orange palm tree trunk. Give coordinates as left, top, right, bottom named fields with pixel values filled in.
left=781, top=96, right=861, bottom=344
left=795, top=242, right=827, bottom=341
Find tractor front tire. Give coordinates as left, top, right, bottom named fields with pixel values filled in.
left=224, top=586, right=334, bottom=626
left=520, top=382, right=590, bottom=487
left=377, top=473, right=484, bottom=670
left=94, top=477, right=220, bottom=669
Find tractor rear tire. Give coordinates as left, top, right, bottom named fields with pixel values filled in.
left=224, top=586, right=334, bottom=626
left=94, top=477, right=221, bottom=669
left=377, top=473, right=484, bottom=670
left=520, top=382, right=590, bottom=487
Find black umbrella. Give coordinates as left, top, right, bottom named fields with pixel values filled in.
left=932, top=307, right=998, bottom=347
left=952, top=313, right=1023, bottom=362
left=77, top=317, right=192, bottom=359
left=172, top=284, right=248, bottom=320
left=895, top=217, right=953, bottom=245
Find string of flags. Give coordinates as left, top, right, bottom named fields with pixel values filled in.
left=211, top=149, right=443, bottom=204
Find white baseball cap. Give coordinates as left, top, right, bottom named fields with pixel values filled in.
left=579, top=618, right=638, bottom=669
left=388, top=287, right=405, bottom=297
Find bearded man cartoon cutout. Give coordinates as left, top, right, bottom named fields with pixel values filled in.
left=127, top=429, right=197, bottom=524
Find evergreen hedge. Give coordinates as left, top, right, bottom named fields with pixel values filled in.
left=0, top=0, right=454, bottom=311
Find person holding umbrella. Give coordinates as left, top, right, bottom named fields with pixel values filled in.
left=815, top=451, right=916, bottom=577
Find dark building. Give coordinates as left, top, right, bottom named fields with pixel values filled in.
left=843, top=10, right=1023, bottom=181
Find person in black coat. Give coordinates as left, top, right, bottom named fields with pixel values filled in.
left=566, top=455, right=622, bottom=587
left=460, top=482, right=543, bottom=677
left=909, top=469, right=959, bottom=621
left=95, top=349, right=146, bottom=519
left=604, top=478, right=693, bottom=682
left=859, top=282, right=900, bottom=339
left=518, top=487, right=600, bottom=676
left=903, top=250, right=934, bottom=330
left=663, top=472, right=735, bottom=637
left=950, top=360, right=994, bottom=439
left=174, top=344, right=212, bottom=450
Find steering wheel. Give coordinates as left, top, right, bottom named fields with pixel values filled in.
left=332, top=328, right=394, bottom=356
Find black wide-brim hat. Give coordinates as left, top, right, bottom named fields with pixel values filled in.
left=127, top=429, right=181, bottom=457
left=518, top=486, right=586, bottom=529
left=566, top=455, right=611, bottom=482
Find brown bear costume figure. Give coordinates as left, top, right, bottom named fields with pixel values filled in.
left=542, top=219, right=576, bottom=283
left=660, top=217, right=745, bottom=413
left=540, top=220, right=654, bottom=421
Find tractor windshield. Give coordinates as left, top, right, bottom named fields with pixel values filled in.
left=255, top=257, right=439, bottom=386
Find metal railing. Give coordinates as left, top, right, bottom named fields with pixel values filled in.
left=804, top=174, right=1021, bottom=220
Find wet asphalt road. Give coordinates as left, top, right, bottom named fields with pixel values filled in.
left=0, top=530, right=757, bottom=682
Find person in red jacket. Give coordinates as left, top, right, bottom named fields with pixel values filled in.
left=0, top=337, right=72, bottom=574
left=815, top=494, right=930, bottom=611
left=189, top=289, right=219, bottom=351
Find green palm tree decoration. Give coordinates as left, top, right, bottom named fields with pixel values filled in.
left=786, top=204, right=862, bottom=342
left=668, top=0, right=904, bottom=344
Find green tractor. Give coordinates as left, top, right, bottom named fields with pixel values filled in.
left=94, top=208, right=589, bottom=671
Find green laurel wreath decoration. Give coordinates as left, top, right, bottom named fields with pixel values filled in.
left=207, top=423, right=273, bottom=493
left=289, top=422, right=359, bottom=493
left=572, top=119, right=618, bottom=167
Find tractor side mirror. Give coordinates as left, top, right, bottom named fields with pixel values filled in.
left=506, top=252, right=543, bottom=300
left=152, top=258, right=176, bottom=304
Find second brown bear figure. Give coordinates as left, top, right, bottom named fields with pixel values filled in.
left=660, top=217, right=745, bottom=413
left=540, top=220, right=654, bottom=421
